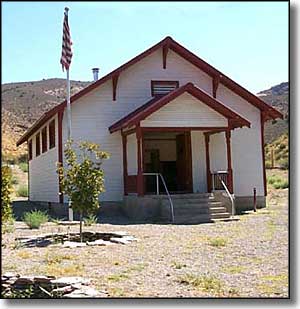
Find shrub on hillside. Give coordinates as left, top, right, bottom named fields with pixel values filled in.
left=23, top=210, right=49, bottom=229
left=17, top=154, right=28, bottom=164
left=267, top=175, right=288, bottom=189
left=265, top=160, right=272, bottom=169
left=19, top=162, right=28, bottom=173
left=17, top=185, right=28, bottom=197
left=279, top=158, right=289, bottom=170
left=1, top=166, right=13, bottom=223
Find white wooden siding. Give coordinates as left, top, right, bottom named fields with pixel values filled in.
left=28, top=115, right=59, bottom=202
left=191, top=131, right=207, bottom=193
left=141, top=93, right=228, bottom=127
left=217, top=85, right=264, bottom=196
left=127, top=133, right=137, bottom=175
left=209, top=132, right=228, bottom=172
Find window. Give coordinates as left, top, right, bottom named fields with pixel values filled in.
left=28, top=140, right=32, bottom=161
left=151, top=80, right=179, bottom=96
left=36, top=133, right=40, bottom=157
left=42, top=127, right=47, bottom=153
left=49, top=119, right=55, bottom=149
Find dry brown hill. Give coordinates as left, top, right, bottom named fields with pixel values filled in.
left=257, top=82, right=289, bottom=144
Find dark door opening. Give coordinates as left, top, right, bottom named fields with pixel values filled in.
left=144, top=132, right=193, bottom=194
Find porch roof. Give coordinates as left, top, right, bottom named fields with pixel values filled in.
left=109, top=83, right=251, bottom=133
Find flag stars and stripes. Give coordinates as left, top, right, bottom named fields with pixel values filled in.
left=60, top=9, right=72, bottom=71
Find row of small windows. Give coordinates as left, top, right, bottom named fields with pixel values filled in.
left=28, top=119, right=56, bottom=160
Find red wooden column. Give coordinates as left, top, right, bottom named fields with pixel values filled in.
left=122, top=132, right=128, bottom=196
left=225, top=129, right=233, bottom=194
left=204, top=133, right=212, bottom=193
left=261, top=112, right=267, bottom=196
left=136, top=125, right=144, bottom=196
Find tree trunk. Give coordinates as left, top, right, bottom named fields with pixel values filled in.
left=79, top=212, right=83, bottom=242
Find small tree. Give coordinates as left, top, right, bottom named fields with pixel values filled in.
left=1, top=166, right=13, bottom=223
left=57, top=140, right=109, bottom=241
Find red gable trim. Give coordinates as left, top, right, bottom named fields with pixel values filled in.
left=167, top=39, right=283, bottom=120
left=109, top=83, right=251, bottom=133
left=17, top=36, right=282, bottom=146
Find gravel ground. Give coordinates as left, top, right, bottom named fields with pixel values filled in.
left=2, top=184, right=288, bottom=298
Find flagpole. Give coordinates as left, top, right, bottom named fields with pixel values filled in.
left=65, top=7, right=73, bottom=221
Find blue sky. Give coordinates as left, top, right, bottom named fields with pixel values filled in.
left=2, top=1, right=288, bottom=93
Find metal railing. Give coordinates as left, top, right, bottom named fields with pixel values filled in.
left=212, top=172, right=235, bottom=217
left=143, top=173, right=174, bottom=222
left=212, top=171, right=228, bottom=190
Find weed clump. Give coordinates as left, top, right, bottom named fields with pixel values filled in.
left=23, top=210, right=49, bottom=229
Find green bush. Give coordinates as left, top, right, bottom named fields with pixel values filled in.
left=12, top=175, right=19, bottom=185
left=17, top=185, right=28, bottom=197
left=57, top=140, right=109, bottom=241
left=17, top=154, right=28, bottom=164
left=273, top=180, right=289, bottom=189
left=267, top=175, right=280, bottom=185
left=1, top=166, right=13, bottom=223
left=268, top=175, right=288, bottom=189
left=265, top=161, right=272, bottom=169
left=23, top=210, right=49, bottom=229
left=279, top=158, right=289, bottom=170
left=19, top=162, right=28, bottom=173
left=83, top=214, right=98, bottom=226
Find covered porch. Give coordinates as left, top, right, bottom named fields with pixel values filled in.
left=120, top=127, right=235, bottom=197
left=109, top=83, right=250, bottom=198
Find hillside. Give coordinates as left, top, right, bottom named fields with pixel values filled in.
left=2, top=78, right=91, bottom=161
left=265, top=133, right=288, bottom=169
left=1, top=79, right=288, bottom=162
left=257, top=82, right=289, bottom=144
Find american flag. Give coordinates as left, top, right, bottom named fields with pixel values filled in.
left=60, top=8, right=72, bottom=71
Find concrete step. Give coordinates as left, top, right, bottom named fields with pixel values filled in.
left=172, top=212, right=231, bottom=224
left=162, top=200, right=222, bottom=209
left=210, top=212, right=231, bottom=219
left=173, top=213, right=213, bottom=224
left=162, top=206, right=227, bottom=216
left=209, top=206, right=228, bottom=213
left=150, top=193, right=215, bottom=200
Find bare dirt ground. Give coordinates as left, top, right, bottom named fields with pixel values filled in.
left=2, top=170, right=288, bottom=298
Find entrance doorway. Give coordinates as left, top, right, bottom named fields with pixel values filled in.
left=143, top=131, right=193, bottom=194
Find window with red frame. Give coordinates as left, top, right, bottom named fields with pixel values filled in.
left=42, top=127, right=47, bottom=153
left=49, top=120, right=55, bottom=149
left=36, top=133, right=41, bottom=157
left=28, top=140, right=32, bottom=161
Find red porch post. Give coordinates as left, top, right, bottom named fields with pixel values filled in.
left=204, top=133, right=212, bottom=193
left=261, top=112, right=267, bottom=196
left=225, top=129, right=233, bottom=194
left=122, top=132, right=128, bottom=195
left=136, top=124, right=144, bottom=196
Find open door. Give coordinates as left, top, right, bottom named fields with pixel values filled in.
left=176, top=132, right=193, bottom=192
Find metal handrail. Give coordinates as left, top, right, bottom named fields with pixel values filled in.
left=143, top=173, right=174, bottom=222
left=213, top=174, right=235, bottom=217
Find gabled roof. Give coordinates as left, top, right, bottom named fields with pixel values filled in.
left=17, top=36, right=282, bottom=146
left=109, top=83, right=251, bottom=133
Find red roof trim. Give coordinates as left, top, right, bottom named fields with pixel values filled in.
left=109, top=83, right=251, bottom=133
left=168, top=39, right=283, bottom=120
left=17, top=36, right=282, bottom=146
